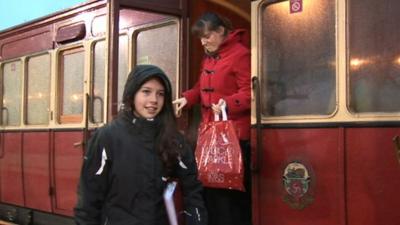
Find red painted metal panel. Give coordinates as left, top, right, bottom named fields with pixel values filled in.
left=253, top=128, right=345, bottom=225
left=23, top=132, right=52, bottom=212
left=346, top=128, right=400, bottom=225
left=53, top=131, right=84, bottom=216
left=0, top=132, right=24, bottom=206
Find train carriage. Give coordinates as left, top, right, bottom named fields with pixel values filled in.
left=0, top=0, right=187, bottom=224
left=251, top=0, right=400, bottom=225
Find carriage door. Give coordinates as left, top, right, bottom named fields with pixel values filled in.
left=115, top=0, right=186, bottom=110
left=52, top=46, right=86, bottom=216
left=251, top=1, right=342, bottom=225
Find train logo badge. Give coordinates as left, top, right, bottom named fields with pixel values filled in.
left=283, top=162, right=314, bottom=209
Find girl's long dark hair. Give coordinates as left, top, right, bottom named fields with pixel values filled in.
left=155, top=85, right=183, bottom=175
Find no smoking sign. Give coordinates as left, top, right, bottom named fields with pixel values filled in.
left=290, top=0, right=303, bottom=14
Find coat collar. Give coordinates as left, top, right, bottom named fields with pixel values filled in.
left=117, top=110, right=160, bottom=137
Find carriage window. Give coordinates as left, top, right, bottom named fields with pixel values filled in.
left=135, top=22, right=179, bottom=97
left=2, top=61, right=22, bottom=126
left=348, top=0, right=400, bottom=113
left=116, top=35, right=129, bottom=109
left=58, top=48, right=84, bottom=123
left=260, top=0, right=336, bottom=117
left=93, top=41, right=106, bottom=123
left=26, top=54, right=51, bottom=125
left=93, top=36, right=127, bottom=123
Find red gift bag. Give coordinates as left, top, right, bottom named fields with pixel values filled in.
left=195, top=106, right=245, bottom=191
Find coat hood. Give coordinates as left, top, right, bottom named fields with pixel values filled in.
left=219, top=29, right=249, bottom=52
left=122, top=64, right=171, bottom=104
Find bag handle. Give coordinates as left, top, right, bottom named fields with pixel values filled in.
left=214, top=100, right=228, bottom=121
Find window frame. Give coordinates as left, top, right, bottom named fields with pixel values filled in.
left=57, top=46, right=85, bottom=124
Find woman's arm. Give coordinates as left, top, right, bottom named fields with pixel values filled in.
left=182, top=80, right=201, bottom=108
left=223, top=50, right=251, bottom=114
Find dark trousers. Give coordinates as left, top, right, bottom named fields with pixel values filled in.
left=204, top=140, right=252, bottom=225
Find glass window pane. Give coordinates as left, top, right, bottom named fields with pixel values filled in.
left=26, top=54, right=51, bottom=125
left=349, top=0, right=400, bottom=113
left=117, top=35, right=129, bottom=109
left=59, top=48, right=84, bottom=123
left=93, top=41, right=106, bottom=123
left=261, top=1, right=336, bottom=117
left=2, top=61, right=22, bottom=126
left=136, top=23, right=179, bottom=97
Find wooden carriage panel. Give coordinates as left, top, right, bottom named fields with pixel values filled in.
left=53, top=131, right=84, bottom=216
left=23, top=132, right=52, bottom=212
left=0, top=25, right=53, bottom=60
left=0, top=132, right=24, bottom=206
left=253, top=128, right=345, bottom=225
left=346, top=128, right=400, bottom=225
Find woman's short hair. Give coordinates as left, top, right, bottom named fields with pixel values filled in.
left=191, top=12, right=232, bottom=37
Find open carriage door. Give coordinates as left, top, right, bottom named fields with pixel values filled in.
left=107, top=0, right=188, bottom=120
left=105, top=1, right=187, bottom=222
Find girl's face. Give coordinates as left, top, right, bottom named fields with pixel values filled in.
left=133, top=78, right=165, bottom=119
left=200, top=26, right=225, bottom=53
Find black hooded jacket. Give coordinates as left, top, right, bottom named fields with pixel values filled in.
left=74, top=65, right=207, bottom=225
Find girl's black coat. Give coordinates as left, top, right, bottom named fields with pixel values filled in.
left=74, top=113, right=207, bottom=225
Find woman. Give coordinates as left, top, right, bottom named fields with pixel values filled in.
left=75, top=65, right=207, bottom=225
left=173, top=12, right=252, bottom=225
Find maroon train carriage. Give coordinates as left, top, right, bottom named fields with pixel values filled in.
left=0, top=0, right=188, bottom=224
left=251, top=1, right=400, bottom=225
left=1, top=0, right=400, bottom=225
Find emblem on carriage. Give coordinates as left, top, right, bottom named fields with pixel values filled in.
left=283, top=162, right=314, bottom=209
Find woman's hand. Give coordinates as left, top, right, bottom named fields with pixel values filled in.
left=211, top=98, right=226, bottom=115
left=172, top=97, right=188, bottom=117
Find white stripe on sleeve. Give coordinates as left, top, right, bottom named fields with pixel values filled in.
left=95, top=148, right=108, bottom=175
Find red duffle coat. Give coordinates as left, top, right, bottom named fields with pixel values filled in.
left=183, top=29, right=251, bottom=140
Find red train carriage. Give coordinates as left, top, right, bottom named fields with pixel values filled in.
left=0, top=0, right=188, bottom=224
left=251, top=0, right=400, bottom=225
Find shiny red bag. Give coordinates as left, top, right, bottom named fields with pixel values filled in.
left=195, top=107, right=244, bottom=191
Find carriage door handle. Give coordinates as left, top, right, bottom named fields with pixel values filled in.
left=393, top=135, right=400, bottom=165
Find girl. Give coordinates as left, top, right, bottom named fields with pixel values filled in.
left=75, top=65, right=208, bottom=225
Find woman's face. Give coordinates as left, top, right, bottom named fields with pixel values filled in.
left=200, top=26, right=225, bottom=53
left=133, top=78, right=165, bottom=119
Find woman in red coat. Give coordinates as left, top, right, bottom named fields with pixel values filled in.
left=173, top=12, right=252, bottom=225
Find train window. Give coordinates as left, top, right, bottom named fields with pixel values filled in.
left=58, top=47, right=85, bottom=124
left=117, top=35, right=129, bottom=109
left=26, top=54, right=51, bottom=125
left=93, top=41, right=106, bottom=123
left=348, top=0, right=400, bottom=113
left=1, top=60, right=22, bottom=126
left=135, top=22, right=179, bottom=97
left=260, top=0, right=336, bottom=117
